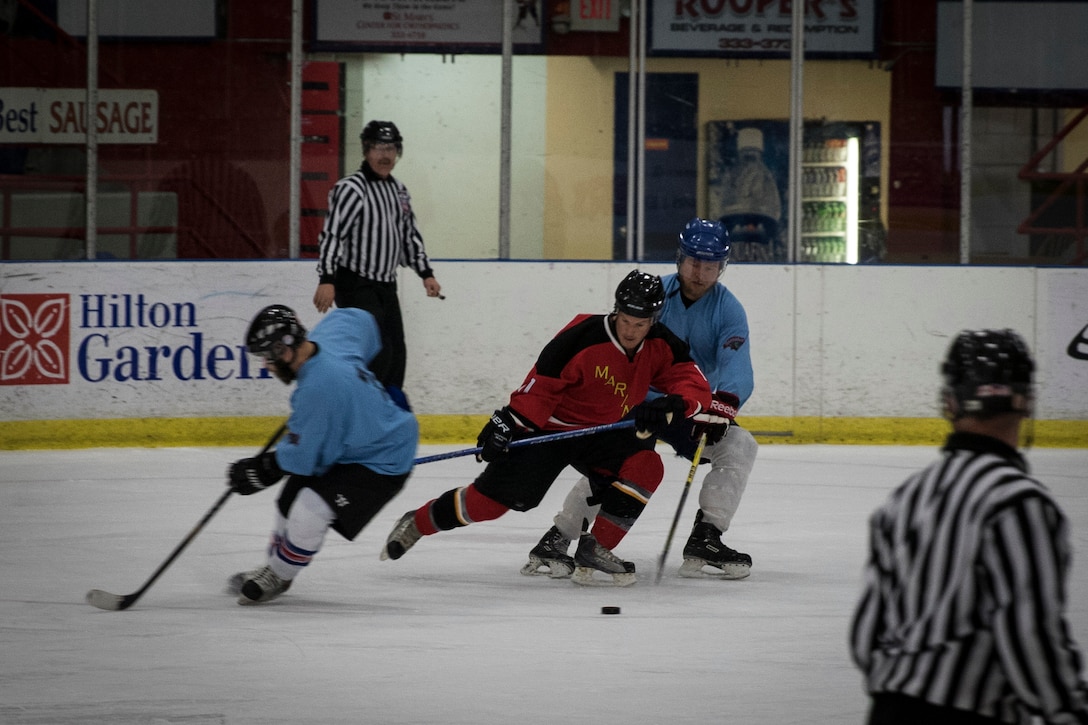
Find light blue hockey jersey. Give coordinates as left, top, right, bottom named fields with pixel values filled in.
left=275, top=308, right=419, bottom=477
left=658, top=272, right=754, bottom=409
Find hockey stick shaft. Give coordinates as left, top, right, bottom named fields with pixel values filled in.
left=654, top=432, right=707, bottom=584
left=86, top=423, right=287, bottom=611
left=413, top=419, right=637, bottom=465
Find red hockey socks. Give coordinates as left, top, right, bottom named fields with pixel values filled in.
left=417, top=484, right=509, bottom=534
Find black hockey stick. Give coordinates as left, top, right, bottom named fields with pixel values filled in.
left=412, top=419, right=637, bottom=465
left=654, top=431, right=707, bottom=585
left=86, top=424, right=287, bottom=611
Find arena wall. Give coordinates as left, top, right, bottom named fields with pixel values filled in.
left=1, top=261, right=1085, bottom=448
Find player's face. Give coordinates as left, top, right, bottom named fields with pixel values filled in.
left=613, top=312, right=653, bottom=354
left=677, top=256, right=722, bottom=301
left=256, top=344, right=297, bottom=384
left=364, top=143, right=400, bottom=178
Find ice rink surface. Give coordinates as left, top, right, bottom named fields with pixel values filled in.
left=1, top=442, right=1086, bottom=725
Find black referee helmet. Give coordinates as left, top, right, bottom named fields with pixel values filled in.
left=941, top=329, right=1034, bottom=420
left=361, top=120, right=403, bottom=155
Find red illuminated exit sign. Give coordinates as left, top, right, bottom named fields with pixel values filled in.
left=571, top=0, right=620, bottom=32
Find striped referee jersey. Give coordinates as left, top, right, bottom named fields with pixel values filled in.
left=316, top=163, right=433, bottom=284
left=850, top=432, right=1088, bottom=724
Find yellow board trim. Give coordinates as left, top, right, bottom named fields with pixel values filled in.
left=1, top=415, right=1085, bottom=450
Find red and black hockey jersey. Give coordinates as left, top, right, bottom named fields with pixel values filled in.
left=507, top=314, right=711, bottom=432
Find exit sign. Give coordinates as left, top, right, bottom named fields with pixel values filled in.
left=570, top=0, right=620, bottom=32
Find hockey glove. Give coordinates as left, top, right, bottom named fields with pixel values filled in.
left=692, top=391, right=739, bottom=447
left=227, top=450, right=285, bottom=495
left=633, top=394, right=687, bottom=437
left=476, top=407, right=532, bottom=463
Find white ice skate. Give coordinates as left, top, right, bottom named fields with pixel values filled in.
left=521, top=526, right=575, bottom=579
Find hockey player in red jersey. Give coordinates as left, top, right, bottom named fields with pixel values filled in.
left=380, top=270, right=726, bottom=586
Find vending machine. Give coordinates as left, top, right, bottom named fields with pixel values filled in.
left=706, top=120, right=882, bottom=263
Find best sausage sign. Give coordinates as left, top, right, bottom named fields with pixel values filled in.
left=0, top=87, right=158, bottom=144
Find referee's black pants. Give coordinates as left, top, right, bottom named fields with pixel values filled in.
left=868, top=693, right=1003, bottom=725
left=333, top=270, right=406, bottom=390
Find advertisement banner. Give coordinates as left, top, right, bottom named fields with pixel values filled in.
left=313, top=0, right=544, bottom=51
left=0, top=262, right=313, bottom=421
left=56, top=0, right=217, bottom=38
left=651, top=0, right=877, bottom=58
left=0, top=261, right=1084, bottom=426
left=0, top=88, right=159, bottom=145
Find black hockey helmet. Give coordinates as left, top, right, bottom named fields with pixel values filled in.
left=613, top=270, right=665, bottom=319
left=361, top=120, right=403, bottom=154
left=941, top=329, right=1034, bottom=420
left=246, top=305, right=307, bottom=361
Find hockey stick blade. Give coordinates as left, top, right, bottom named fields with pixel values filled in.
left=86, top=588, right=138, bottom=611
left=413, top=419, right=636, bottom=465
left=85, top=424, right=286, bottom=611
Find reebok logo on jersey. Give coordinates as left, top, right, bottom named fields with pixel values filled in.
left=335, top=494, right=350, bottom=508
left=723, top=335, right=745, bottom=351
left=0, top=294, right=70, bottom=385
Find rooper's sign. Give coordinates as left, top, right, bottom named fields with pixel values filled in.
left=0, top=88, right=158, bottom=144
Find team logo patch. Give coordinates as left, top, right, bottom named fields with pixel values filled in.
left=723, top=335, right=745, bottom=351
left=0, top=294, right=70, bottom=385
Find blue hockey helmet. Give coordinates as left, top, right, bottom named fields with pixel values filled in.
left=941, top=329, right=1034, bottom=420
left=677, top=217, right=730, bottom=268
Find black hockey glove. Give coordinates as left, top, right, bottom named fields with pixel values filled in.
left=692, top=391, right=739, bottom=447
left=227, top=450, right=285, bottom=496
left=633, top=394, right=686, bottom=437
left=476, top=407, right=530, bottom=463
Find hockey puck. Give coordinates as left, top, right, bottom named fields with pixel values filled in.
left=601, top=606, right=621, bottom=615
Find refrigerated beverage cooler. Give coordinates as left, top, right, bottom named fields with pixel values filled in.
left=706, top=120, right=882, bottom=263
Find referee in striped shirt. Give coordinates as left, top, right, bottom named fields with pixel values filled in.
left=313, top=120, right=442, bottom=391
left=851, top=329, right=1088, bottom=725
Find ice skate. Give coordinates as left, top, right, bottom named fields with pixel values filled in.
left=381, top=511, right=421, bottom=560
left=236, top=565, right=291, bottom=605
left=678, top=510, right=752, bottom=580
left=227, top=567, right=293, bottom=597
left=571, top=533, right=637, bottom=587
left=520, top=526, right=575, bottom=578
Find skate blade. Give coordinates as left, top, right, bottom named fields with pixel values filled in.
left=678, top=557, right=751, bottom=580
left=520, top=558, right=574, bottom=579
left=571, top=566, right=637, bottom=587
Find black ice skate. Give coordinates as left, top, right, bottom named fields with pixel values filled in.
left=235, top=565, right=292, bottom=605
left=381, top=511, right=422, bottom=561
left=521, top=526, right=575, bottom=578
left=571, top=533, right=637, bottom=587
left=679, top=510, right=752, bottom=580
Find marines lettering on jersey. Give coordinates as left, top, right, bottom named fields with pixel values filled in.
left=594, top=364, right=633, bottom=412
